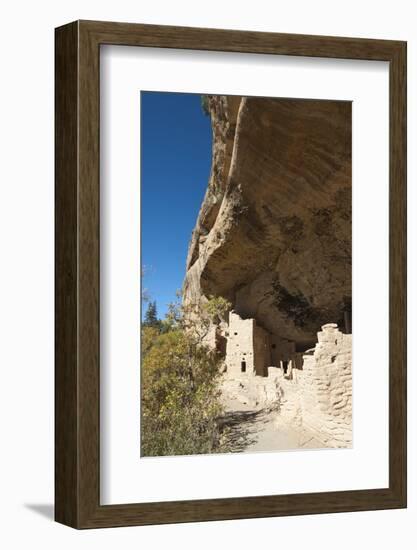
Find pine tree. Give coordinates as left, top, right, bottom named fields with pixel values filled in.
left=201, top=95, right=210, bottom=116
left=143, top=300, right=159, bottom=329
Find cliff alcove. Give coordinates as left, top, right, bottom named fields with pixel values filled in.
left=183, top=95, right=352, bottom=348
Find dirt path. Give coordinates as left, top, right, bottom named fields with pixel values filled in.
left=221, top=396, right=323, bottom=453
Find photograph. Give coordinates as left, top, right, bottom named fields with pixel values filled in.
left=0, top=0, right=409, bottom=540
left=140, top=91, right=352, bottom=457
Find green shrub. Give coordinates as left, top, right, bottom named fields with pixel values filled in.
left=141, top=329, right=227, bottom=456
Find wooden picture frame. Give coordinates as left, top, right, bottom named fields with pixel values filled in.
left=55, top=20, right=407, bottom=529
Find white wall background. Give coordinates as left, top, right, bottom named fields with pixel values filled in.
left=0, top=0, right=415, bottom=547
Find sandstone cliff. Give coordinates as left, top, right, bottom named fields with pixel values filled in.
left=183, top=95, right=352, bottom=347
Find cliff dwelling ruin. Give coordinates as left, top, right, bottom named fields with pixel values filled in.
left=183, top=94, right=353, bottom=449
left=224, top=311, right=297, bottom=378
left=205, top=310, right=352, bottom=448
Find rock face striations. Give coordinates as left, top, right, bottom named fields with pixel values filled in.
left=183, top=95, right=352, bottom=348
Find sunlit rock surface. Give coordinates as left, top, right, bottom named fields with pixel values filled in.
left=183, top=95, right=352, bottom=348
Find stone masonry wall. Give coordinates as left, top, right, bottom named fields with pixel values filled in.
left=299, top=324, right=352, bottom=447
left=225, top=312, right=256, bottom=376
left=225, top=311, right=270, bottom=377
left=269, top=336, right=295, bottom=369
left=221, top=318, right=352, bottom=448
left=253, top=324, right=270, bottom=376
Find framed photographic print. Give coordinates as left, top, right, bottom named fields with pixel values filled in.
left=55, top=20, right=407, bottom=528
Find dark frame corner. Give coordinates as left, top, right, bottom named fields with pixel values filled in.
left=55, top=20, right=407, bottom=529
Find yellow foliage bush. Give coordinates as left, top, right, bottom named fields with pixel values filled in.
left=141, top=327, right=227, bottom=456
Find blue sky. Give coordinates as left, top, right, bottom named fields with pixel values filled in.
left=141, top=91, right=212, bottom=319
